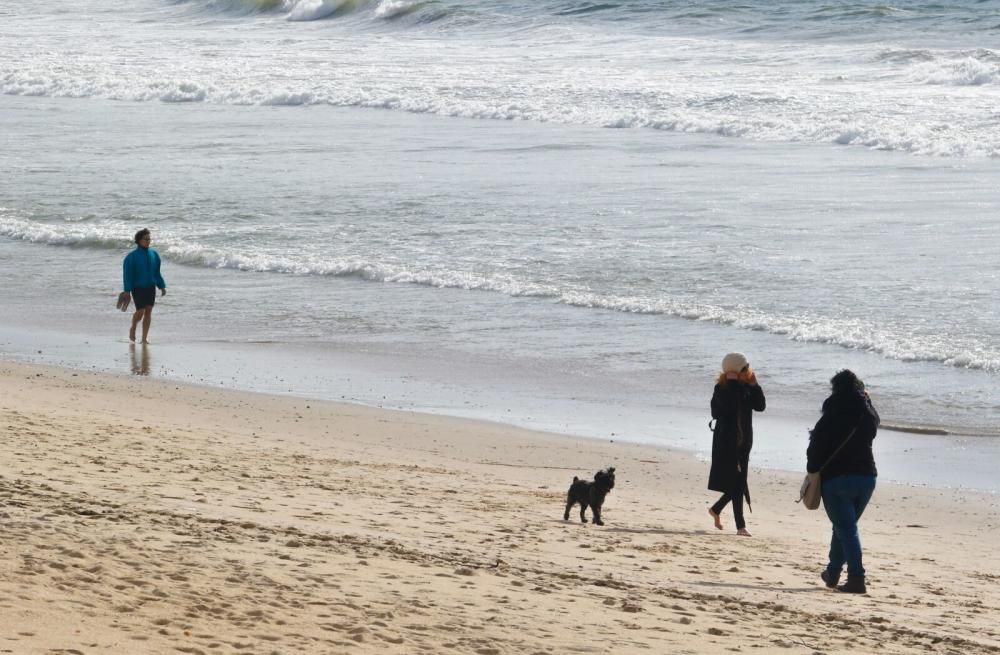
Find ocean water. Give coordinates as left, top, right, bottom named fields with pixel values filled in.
left=1, top=0, right=999, bottom=489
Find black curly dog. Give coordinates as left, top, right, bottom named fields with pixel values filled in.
left=563, top=467, right=616, bottom=526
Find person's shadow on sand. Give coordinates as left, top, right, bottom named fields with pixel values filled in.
left=129, top=344, right=151, bottom=376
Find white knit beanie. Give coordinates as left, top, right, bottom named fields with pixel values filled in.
left=722, top=352, right=749, bottom=374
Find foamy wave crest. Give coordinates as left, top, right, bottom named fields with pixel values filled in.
left=907, top=56, right=1000, bottom=86
left=182, top=0, right=435, bottom=21
left=555, top=291, right=1000, bottom=373
left=2, top=70, right=996, bottom=157
left=3, top=215, right=997, bottom=372
left=0, top=215, right=556, bottom=296
left=610, top=112, right=998, bottom=158
left=4, top=59, right=1000, bottom=158
left=374, top=0, right=426, bottom=20
left=285, top=0, right=354, bottom=21
left=0, top=214, right=135, bottom=250
left=158, top=82, right=209, bottom=103
left=163, top=240, right=559, bottom=297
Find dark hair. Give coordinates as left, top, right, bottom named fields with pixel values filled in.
left=830, top=369, right=864, bottom=395
left=134, top=228, right=150, bottom=245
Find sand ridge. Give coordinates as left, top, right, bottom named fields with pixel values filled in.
left=1, top=361, right=999, bottom=654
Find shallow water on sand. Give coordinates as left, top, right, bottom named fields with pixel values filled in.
left=1, top=100, right=999, bottom=491
left=2, top=95, right=998, bottom=437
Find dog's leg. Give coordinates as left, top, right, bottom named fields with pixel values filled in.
left=563, top=498, right=574, bottom=521
left=579, top=504, right=588, bottom=523
left=593, top=502, right=604, bottom=526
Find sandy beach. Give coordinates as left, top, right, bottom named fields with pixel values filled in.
left=4, top=1, right=1000, bottom=652
left=1, top=360, right=998, bottom=654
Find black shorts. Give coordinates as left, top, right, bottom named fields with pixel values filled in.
left=132, top=286, right=156, bottom=310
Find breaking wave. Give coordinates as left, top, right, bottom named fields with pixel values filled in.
left=3, top=70, right=998, bottom=158
left=2, top=213, right=997, bottom=373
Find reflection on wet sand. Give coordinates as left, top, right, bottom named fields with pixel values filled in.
left=129, top=344, right=150, bottom=376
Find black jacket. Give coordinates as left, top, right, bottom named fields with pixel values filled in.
left=708, top=380, right=766, bottom=495
left=807, top=391, right=879, bottom=479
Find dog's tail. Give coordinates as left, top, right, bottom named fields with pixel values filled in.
left=572, top=476, right=579, bottom=482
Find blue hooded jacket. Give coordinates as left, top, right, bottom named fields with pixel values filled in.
left=123, top=246, right=166, bottom=292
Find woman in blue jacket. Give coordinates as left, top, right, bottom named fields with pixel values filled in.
left=122, top=228, right=166, bottom=343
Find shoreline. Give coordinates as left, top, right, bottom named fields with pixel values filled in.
left=2, top=359, right=999, bottom=653
left=2, top=334, right=998, bottom=494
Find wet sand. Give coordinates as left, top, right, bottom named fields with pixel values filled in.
left=1, top=360, right=999, bottom=654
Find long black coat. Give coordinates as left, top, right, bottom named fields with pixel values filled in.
left=708, top=380, right=766, bottom=498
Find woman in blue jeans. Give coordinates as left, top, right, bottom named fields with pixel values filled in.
left=807, top=369, right=880, bottom=594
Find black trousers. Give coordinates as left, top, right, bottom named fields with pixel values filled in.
left=711, top=479, right=746, bottom=530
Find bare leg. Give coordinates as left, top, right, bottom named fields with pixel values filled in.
left=129, top=308, right=145, bottom=342
left=141, top=307, right=153, bottom=344
left=708, top=507, right=723, bottom=530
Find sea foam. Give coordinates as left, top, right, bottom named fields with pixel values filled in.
left=374, top=0, right=425, bottom=20
left=908, top=57, right=1000, bottom=86
left=3, top=213, right=997, bottom=374
left=285, top=0, right=350, bottom=21
left=3, top=68, right=997, bottom=158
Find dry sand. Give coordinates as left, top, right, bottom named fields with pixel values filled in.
left=1, top=360, right=998, bottom=655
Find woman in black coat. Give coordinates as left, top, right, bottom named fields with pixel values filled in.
left=708, top=352, right=766, bottom=536
left=807, top=369, right=879, bottom=594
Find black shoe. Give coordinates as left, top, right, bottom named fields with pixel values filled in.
left=837, top=576, right=867, bottom=594
left=821, top=570, right=840, bottom=588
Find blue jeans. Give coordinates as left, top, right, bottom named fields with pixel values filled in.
left=821, top=474, right=876, bottom=578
